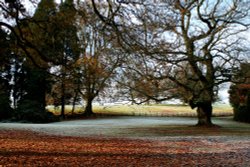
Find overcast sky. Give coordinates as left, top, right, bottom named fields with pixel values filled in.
left=10, top=0, right=250, bottom=104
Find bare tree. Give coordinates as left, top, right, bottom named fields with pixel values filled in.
left=115, top=53, right=179, bottom=104
left=75, top=1, right=124, bottom=116
left=92, top=0, right=250, bottom=126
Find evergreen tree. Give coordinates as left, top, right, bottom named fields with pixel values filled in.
left=12, top=0, right=58, bottom=122
left=229, top=63, right=250, bottom=122
left=52, top=0, right=80, bottom=119
left=0, top=29, right=13, bottom=120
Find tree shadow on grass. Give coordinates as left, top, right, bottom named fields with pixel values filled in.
left=123, top=124, right=250, bottom=137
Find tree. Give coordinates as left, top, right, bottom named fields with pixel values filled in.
left=74, top=1, right=123, bottom=116
left=92, top=0, right=250, bottom=126
left=50, top=0, right=80, bottom=119
left=0, top=28, right=13, bottom=120
left=0, top=0, right=59, bottom=67
left=75, top=40, right=122, bottom=117
left=115, top=53, right=179, bottom=104
left=0, top=0, right=61, bottom=122
left=75, top=56, right=114, bottom=116
left=9, top=0, right=55, bottom=120
left=229, top=63, right=250, bottom=122
left=16, top=63, right=48, bottom=110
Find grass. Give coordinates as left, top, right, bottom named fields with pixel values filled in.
left=46, top=105, right=84, bottom=116
left=122, top=124, right=250, bottom=137
left=47, top=104, right=233, bottom=117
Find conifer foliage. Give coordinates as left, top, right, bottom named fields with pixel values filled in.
left=229, top=63, right=250, bottom=122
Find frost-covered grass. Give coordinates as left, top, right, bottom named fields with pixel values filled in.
left=47, top=104, right=233, bottom=117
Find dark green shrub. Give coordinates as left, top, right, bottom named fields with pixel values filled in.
left=0, top=94, right=13, bottom=120
left=14, top=100, right=59, bottom=123
left=229, top=85, right=250, bottom=123
left=233, top=106, right=250, bottom=123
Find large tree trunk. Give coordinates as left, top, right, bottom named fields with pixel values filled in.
left=196, top=101, right=213, bottom=126
left=84, top=98, right=94, bottom=117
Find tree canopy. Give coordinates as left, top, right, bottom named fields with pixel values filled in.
left=92, top=0, right=250, bottom=125
left=0, top=0, right=249, bottom=124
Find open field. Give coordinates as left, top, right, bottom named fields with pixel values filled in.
left=47, top=104, right=233, bottom=117
left=94, top=104, right=233, bottom=117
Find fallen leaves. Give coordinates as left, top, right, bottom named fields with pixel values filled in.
left=0, top=130, right=250, bottom=166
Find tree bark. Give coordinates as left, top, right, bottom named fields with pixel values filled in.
left=196, top=101, right=213, bottom=126
left=60, top=81, right=65, bottom=119
left=84, top=98, right=94, bottom=117
left=71, top=90, right=79, bottom=115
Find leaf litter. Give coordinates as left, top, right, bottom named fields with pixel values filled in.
left=0, top=130, right=250, bottom=166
